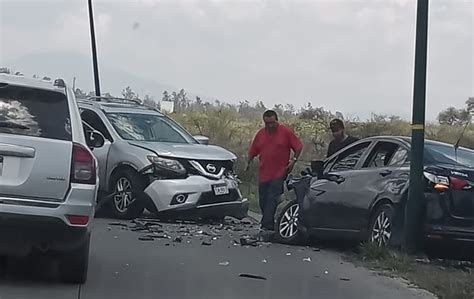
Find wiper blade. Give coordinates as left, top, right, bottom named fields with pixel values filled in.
left=0, top=121, right=30, bottom=130
left=454, top=117, right=472, bottom=160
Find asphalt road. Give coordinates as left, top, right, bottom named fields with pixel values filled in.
left=0, top=217, right=434, bottom=299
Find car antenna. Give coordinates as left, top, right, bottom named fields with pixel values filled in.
left=453, top=116, right=472, bottom=160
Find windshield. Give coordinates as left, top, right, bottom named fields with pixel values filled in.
left=425, top=142, right=474, bottom=168
left=106, top=112, right=196, bottom=144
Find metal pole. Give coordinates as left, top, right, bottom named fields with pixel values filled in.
left=404, top=0, right=429, bottom=253
left=88, top=0, right=101, bottom=97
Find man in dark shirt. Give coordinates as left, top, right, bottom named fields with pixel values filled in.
left=327, top=119, right=358, bottom=157
left=247, top=110, right=303, bottom=231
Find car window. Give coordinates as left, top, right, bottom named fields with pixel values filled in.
left=106, top=112, right=196, bottom=144
left=81, top=109, right=113, bottom=141
left=363, top=141, right=399, bottom=168
left=329, top=142, right=371, bottom=172
left=0, top=85, right=71, bottom=141
left=388, top=146, right=408, bottom=166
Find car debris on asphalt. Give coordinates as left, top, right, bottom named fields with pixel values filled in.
left=239, top=273, right=267, bottom=281
left=303, top=257, right=311, bottom=262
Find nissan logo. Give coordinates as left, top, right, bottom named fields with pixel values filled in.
left=206, top=163, right=217, bottom=173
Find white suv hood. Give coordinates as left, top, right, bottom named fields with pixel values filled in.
left=129, top=141, right=236, bottom=161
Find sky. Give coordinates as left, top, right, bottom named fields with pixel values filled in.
left=0, top=0, right=473, bottom=121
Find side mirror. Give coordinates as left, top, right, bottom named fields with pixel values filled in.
left=194, top=135, right=209, bottom=145
left=311, top=160, right=324, bottom=177
left=86, top=131, right=105, bottom=148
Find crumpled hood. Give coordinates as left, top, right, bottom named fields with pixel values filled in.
left=128, top=141, right=236, bottom=161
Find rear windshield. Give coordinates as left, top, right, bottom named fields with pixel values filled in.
left=425, top=142, right=474, bottom=168
left=0, top=85, right=71, bottom=141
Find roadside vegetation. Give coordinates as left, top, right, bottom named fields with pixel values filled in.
left=350, top=243, right=474, bottom=299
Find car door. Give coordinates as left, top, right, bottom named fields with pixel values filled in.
left=336, top=140, right=410, bottom=233
left=80, top=109, right=113, bottom=191
left=306, top=141, right=373, bottom=233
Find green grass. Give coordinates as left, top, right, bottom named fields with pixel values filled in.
left=350, top=243, right=474, bottom=299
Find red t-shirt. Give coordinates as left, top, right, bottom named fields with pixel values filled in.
left=249, top=124, right=303, bottom=183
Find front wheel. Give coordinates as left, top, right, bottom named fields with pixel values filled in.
left=274, top=200, right=304, bottom=244
left=368, top=203, right=394, bottom=247
left=111, top=170, right=146, bottom=220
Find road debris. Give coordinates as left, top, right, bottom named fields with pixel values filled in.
left=324, top=270, right=329, bottom=275
left=138, top=236, right=154, bottom=241
left=262, top=259, right=268, bottom=264
left=286, top=252, right=292, bottom=256
left=173, top=236, right=183, bottom=243
left=240, top=237, right=258, bottom=247
left=340, top=277, right=351, bottom=281
left=202, top=240, right=212, bottom=246
left=219, top=261, right=230, bottom=266
left=313, top=248, right=321, bottom=252
left=303, top=257, right=311, bottom=262
left=239, top=273, right=267, bottom=281
left=108, top=222, right=128, bottom=228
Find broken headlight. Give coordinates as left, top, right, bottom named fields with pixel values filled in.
left=147, top=155, right=186, bottom=175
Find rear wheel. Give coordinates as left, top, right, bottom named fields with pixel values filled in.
left=58, top=234, right=90, bottom=284
left=274, top=200, right=304, bottom=244
left=111, top=170, right=146, bottom=219
left=368, top=203, right=394, bottom=247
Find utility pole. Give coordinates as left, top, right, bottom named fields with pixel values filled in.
left=404, top=0, right=429, bottom=253
left=88, top=0, right=101, bottom=97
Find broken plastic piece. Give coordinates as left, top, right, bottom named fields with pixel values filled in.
left=219, top=261, right=230, bottom=266
left=138, top=236, right=154, bottom=241
left=303, top=257, right=311, bottom=262
left=239, top=273, right=267, bottom=280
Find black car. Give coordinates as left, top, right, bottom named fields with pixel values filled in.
left=274, top=136, right=474, bottom=247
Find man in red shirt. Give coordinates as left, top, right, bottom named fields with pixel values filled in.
left=247, top=110, right=303, bottom=231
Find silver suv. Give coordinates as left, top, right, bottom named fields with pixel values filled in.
left=0, top=74, right=103, bottom=283
left=78, top=97, right=248, bottom=220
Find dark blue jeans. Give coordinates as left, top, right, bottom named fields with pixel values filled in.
left=259, top=177, right=285, bottom=230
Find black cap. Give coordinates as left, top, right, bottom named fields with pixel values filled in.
left=329, top=119, right=345, bottom=130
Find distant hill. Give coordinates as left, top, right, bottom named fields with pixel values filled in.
left=6, top=51, right=212, bottom=102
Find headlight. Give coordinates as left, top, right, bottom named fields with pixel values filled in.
left=147, top=155, right=186, bottom=174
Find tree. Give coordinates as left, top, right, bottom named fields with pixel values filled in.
left=438, top=107, right=469, bottom=125
left=74, top=88, right=86, bottom=98
left=143, top=95, right=156, bottom=108
left=162, top=90, right=171, bottom=102
left=122, top=86, right=136, bottom=100
left=0, top=67, right=11, bottom=74
left=467, top=97, right=474, bottom=114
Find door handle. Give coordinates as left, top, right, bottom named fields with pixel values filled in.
left=379, top=170, right=392, bottom=177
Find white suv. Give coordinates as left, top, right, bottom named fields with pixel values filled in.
left=0, top=74, right=103, bottom=283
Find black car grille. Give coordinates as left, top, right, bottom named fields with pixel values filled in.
left=198, top=189, right=240, bottom=206
left=181, top=159, right=234, bottom=177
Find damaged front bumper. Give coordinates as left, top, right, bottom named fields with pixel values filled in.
left=142, top=174, right=249, bottom=219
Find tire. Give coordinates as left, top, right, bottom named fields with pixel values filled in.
left=368, top=203, right=395, bottom=247
left=58, top=234, right=90, bottom=284
left=110, top=170, right=146, bottom=220
left=274, top=200, right=305, bottom=244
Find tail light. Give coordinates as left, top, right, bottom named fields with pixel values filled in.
left=424, top=172, right=471, bottom=192
left=450, top=177, right=470, bottom=190
left=71, top=143, right=96, bottom=184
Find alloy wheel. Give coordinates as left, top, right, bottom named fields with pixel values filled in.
left=279, top=203, right=299, bottom=239
left=114, top=177, right=136, bottom=213
left=370, top=211, right=392, bottom=247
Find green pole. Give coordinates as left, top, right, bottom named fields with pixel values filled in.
left=404, top=0, right=429, bottom=253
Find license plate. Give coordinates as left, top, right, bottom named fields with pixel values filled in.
left=213, top=184, right=229, bottom=196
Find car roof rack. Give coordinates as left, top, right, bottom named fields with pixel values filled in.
left=77, top=95, right=143, bottom=105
